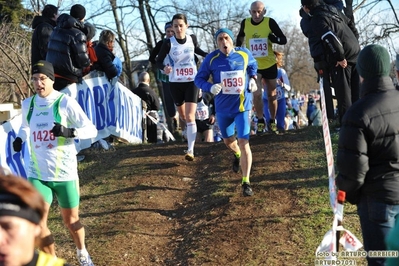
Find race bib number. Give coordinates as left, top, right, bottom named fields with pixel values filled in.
left=174, top=66, right=196, bottom=81
left=249, top=38, right=268, bottom=58
left=196, top=105, right=209, bottom=120
left=220, top=70, right=245, bottom=94
left=32, top=129, right=55, bottom=142
left=276, top=86, right=284, bottom=100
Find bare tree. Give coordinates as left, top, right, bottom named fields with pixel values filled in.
left=275, top=21, right=319, bottom=95
left=0, top=23, right=33, bottom=105
left=1, top=0, right=397, bottom=105
left=355, top=0, right=399, bottom=50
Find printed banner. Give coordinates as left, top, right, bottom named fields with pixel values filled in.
left=0, top=72, right=143, bottom=177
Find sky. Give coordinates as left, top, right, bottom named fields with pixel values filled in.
left=264, top=0, right=302, bottom=23
left=38, top=0, right=399, bottom=58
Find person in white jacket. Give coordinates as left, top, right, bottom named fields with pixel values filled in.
left=13, top=60, right=97, bottom=266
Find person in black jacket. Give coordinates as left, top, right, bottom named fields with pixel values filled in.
left=46, top=4, right=90, bottom=91
left=132, top=72, right=161, bottom=143
left=149, top=22, right=176, bottom=131
left=301, top=0, right=360, bottom=127
left=31, top=4, right=58, bottom=65
left=299, top=7, right=335, bottom=121
left=94, top=30, right=119, bottom=80
left=336, top=44, right=399, bottom=266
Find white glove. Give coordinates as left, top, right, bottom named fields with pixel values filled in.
left=210, top=83, right=222, bottom=95
left=248, top=78, right=258, bottom=92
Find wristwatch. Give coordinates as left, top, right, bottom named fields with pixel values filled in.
left=71, top=128, right=78, bottom=138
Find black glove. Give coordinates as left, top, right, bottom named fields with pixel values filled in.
left=50, top=123, right=76, bottom=138
left=13, top=137, right=23, bottom=152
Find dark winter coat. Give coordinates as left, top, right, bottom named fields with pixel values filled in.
left=132, top=83, right=160, bottom=111
left=93, top=42, right=118, bottom=80
left=336, top=76, right=399, bottom=205
left=300, top=9, right=326, bottom=63
left=306, top=4, right=360, bottom=65
left=31, top=15, right=57, bottom=65
left=46, top=13, right=90, bottom=82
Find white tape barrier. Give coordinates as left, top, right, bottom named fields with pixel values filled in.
left=145, top=111, right=176, bottom=141
left=316, top=78, right=362, bottom=258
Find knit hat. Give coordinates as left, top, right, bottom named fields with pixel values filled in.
left=32, top=60, right=54, bottom=81
left=42, top=4, right=58, bottom=19
left=357, top=44, right=391, bottom=79
left=70, top=4, right=86, bottom=20
left=396, top=54, right=399, bottom=71
left=164, top=22, right=172, bottom=31
left=301, top=0, right=319, bottom=8
left=215, top=28, right=234, bottom=42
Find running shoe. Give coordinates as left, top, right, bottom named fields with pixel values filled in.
left=242, top=182, right=253, bottom=197
left=256, top=122, right=266, bottom=135
left=269, top=120, right=278, bottom=134
left=77, top=250, right=94, bottom=266
left=185, top=150, right=194, bottom=161
left=232, top=156, right=240, bottom=173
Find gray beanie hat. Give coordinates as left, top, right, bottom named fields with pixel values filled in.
left=357, top=44, right=391, bottom=79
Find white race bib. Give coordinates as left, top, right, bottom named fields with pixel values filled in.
left=249, top=38, right=268, bottom=58
left=173, top=65, right=196, bottom=81
left=276, top=86, right=284, bottom=100
left=220, top=70, right=245, bottom=95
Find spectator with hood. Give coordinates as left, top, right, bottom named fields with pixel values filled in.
left=336, top=44, right=399, bottom=266
left=31, top=4, right=59, bottom=65
left=301, top=0, right=360, bottom=128
left=46, top=4, right=90, bottom=91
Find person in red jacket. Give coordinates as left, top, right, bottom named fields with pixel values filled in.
left=82, top=22, right=97, bottom=76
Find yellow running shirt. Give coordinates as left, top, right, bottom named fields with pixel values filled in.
left=244, top=17, right=276, bottom=70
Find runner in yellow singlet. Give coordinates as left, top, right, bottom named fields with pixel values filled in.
left=236, top=1, right=287, bottom=134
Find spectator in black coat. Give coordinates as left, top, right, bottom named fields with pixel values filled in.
left=31, top=4, right=58, bottom=65
left=93, top=30, right=118, bottom=80
left=132, top=72, right=161, bottom=143
left=301, top=0, right=360, bottom=127
left=46, top=5, right=90, bottom=91
left=299, top=7, right=335, bottom=121
left=336, top=44, right=399, bottom=266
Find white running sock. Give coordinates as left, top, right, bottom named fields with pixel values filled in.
left=186, top=122, right=197, bottom=153
left=77, top=248, right=88, bottom=257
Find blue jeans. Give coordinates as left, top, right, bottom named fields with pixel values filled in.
left=357, top=196, right=399, bottom=266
